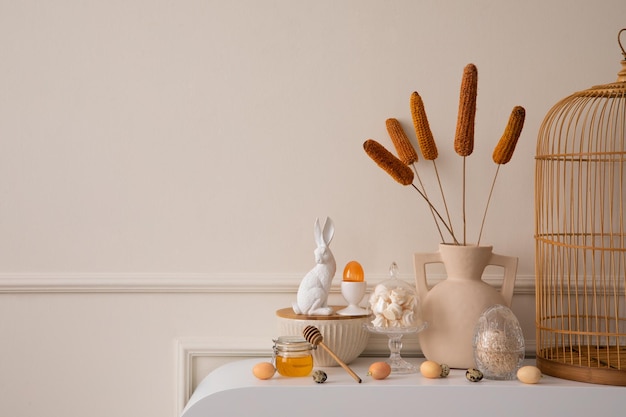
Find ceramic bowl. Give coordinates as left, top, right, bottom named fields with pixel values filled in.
left=275, top=306, right=370, bottom=366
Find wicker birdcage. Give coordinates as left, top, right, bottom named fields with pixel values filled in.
left=534, top=29, right=626, bottom=386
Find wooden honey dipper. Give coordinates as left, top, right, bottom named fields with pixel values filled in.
left=302, top=325, right=362, bottom=383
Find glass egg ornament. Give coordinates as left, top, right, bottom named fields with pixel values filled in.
left=472, top=304, right=525, bottom=380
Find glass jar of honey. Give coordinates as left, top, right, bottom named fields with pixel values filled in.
left=272, top=336, right=314, bottom=377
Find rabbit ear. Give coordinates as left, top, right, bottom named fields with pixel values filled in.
left=321, top=217, right=334, bottom=246
left=313, top=218, right=324, bottom=246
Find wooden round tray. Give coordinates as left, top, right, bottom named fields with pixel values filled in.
left=276, top=306, right=370, bottom=320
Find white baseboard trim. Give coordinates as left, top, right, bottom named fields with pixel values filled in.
left=0, top=272, right=536, bottom=294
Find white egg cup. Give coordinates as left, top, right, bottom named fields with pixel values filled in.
left=337, top=281, right=368, bottom=316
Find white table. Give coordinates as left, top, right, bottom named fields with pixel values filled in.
left=181, top=357, right=624, bottom=417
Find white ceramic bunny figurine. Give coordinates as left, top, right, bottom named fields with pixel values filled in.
left=292, top=217, right=337, bottom=316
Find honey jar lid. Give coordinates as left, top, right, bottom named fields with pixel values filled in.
left=273, top=336, right=312, bottom=352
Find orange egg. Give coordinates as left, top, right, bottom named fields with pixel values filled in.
left=368, top=361, right=391, bottom=380
left=343, top=261, right=364, bottom=282
left=252, top=362, right=276, bottom=380
left=420, top=360, right=442, bottom=379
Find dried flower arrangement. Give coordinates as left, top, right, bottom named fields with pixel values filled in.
left=363, top=63, right=525, bottom=245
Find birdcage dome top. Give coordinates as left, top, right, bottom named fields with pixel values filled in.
left=585, top=61, right=626, bottom=96
left=536, top=32, right=626, bottom=161
left=568, top=30, right=626, bottom=97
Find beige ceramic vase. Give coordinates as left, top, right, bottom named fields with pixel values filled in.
left=413, top=244, right=518, bottom=369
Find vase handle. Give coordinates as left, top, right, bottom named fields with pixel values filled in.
left=487, top=253, right=518, bottom=307
left=413, top=252, right=443, bottom=299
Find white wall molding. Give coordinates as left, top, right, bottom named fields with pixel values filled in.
left=0, top=272, right=536, bottom=294
left=0, top=272, right=298, bottom=293
left=174, top=337, right=270, bottom=417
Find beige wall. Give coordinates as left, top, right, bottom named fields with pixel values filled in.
left=1, top=1, right=625, bottom=416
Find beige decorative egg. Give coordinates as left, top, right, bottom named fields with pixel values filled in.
left=517, top=366, right=542, bottom=384
left=420, top=360, right=442, bottom=378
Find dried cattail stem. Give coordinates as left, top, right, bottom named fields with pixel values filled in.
left=410, top=92, right=438, bottom=160
left=454, top=63, right=478, bottom=157
left=455, top=63, right=478, bottom=245
left=410, top=184, right=459, bottom=244
left=431, top=162, right=456, bottom=243
left=363, top=139, right=414, bottom=186
left=410, top=91, right=455, bottom=241
left=477, top=106, right=526, bottom=246
left=493, top=106, right=526, bottom=165
left=412, top=167, right=446, bottom=243
left=386, top=118, right=418, bottom=165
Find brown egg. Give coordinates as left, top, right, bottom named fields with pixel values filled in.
left=368, top=361, right=392, bottom=380
left=420, top=360, right=442, bottom=378
left=252, top=362, right=276, bottom=380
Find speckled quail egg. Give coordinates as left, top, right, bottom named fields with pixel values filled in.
left=466, top=368, right=483, bottom=382
left=312, top=370, right=328, bottom=383
left=440, top=363, right=450, bottom=378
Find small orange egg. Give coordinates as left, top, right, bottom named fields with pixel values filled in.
left=368, top=361, right=391, bottom=380
left=252, top=362, right=276, bottom=380
left=420, top=360, right=442, bottom=379
left=343, top=261, right=364, bottom=282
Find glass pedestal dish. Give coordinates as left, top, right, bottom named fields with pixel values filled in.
left=364, top=323, right=427, bottom=374
left=365, top=262, right=427, bottom=374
